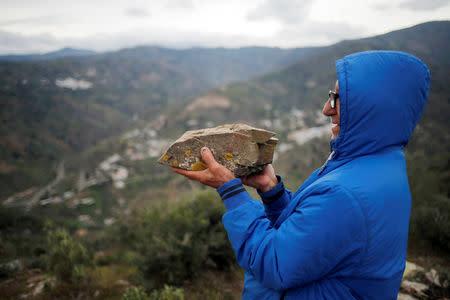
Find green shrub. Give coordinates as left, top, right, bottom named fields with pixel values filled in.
left=95, top=254, right=115, bottom=266
left=140, top=191, right=235, bottom=286
left=45, top=228, right=92, bottom=284
left=114, top=191, right=236, bottom=287
left=0, top=259, right=23, bottom=278
left=122, top=286, right=149, bottom=300
left=411, top=194, right=450, bottom=250
left=149, top=285, right=184, bottom=300
left=407, top=156, right=450, bottom=251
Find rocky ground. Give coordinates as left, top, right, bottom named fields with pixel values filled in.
left=398, top=261, right=449, bottom=300
left=1, top=259, right=448, bottom=299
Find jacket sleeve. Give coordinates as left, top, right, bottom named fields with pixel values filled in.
left=257, top=175, right=294, bottom=225
left=220, top=182, right=367, bottom=291
left=217, top=177, right=293, bottom=226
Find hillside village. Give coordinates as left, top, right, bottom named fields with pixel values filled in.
left=2, top=90, right=330, bottom=221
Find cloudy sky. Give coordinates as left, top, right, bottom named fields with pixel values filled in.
left=0, top=0, right=449, bottom=54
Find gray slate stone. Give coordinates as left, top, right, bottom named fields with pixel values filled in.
left=397, top=293, right=418, bottom=300
left=158, top=123, right=278, bottom=176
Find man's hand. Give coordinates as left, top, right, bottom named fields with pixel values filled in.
left=171, top=147, right=235, bottom=188
left=241, top=164, right=278, bottom=193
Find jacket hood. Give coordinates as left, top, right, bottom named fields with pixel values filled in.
left=331, top=50, right=430, bottom=159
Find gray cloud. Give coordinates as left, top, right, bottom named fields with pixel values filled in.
left=247, top=0, right=313, bottom=24
left=276, top=21, right=368, bottom=46
left=164, top=0, right=195, bottom=10
left=124, top=7, right=151, bottom=18
left=371, top=3, right=393, bottom=10
left=0, top=21, right=368, bottom=55
left=76, top=28, right=263, bottom=50
left=0, top=30, right=60, bottom=54
left=399, top=0, right=449, bottom=10
left=0, top=28, right=265, bottom=55
left=0, top=14, right=71, bottom=27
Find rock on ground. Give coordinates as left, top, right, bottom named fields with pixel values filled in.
left=403, top=261, right=424, bottom=279
left=397, top=293, right=418, bottom=300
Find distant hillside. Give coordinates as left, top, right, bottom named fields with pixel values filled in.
left=178, top=21, right=449, bottom=124
left=0, top=47, right=96, bottom=62
left=0, top=45, right=316, bottom=198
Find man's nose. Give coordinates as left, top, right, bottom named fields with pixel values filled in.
left=322, top=98, right=335, bottom=116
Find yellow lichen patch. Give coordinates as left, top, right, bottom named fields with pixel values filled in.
left=191, top=161, right=207, bottom=171
left=173, top=160, right=178, bottom=165
left=163, top=155, right=169, bottom=161
left=225, top=153, right=233, bottom=161
left=185, top=150, right=191, bottom=155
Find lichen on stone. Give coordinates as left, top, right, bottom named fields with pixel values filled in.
left=191, top=161, right=207, bottom=171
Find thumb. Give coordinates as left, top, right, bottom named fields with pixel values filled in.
left=201, top=147, right=218, bottom=167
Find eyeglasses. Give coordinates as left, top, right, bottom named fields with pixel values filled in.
left=328, top=90, right=339, bottom=109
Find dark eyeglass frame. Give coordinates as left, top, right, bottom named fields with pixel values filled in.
left=328, top=90, right=339, bottom=109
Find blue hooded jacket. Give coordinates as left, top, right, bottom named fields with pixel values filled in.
left=216, top=51, right=430, bottom=299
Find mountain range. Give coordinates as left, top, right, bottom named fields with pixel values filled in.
left=0, top=21, right=448, bottom=215
left=0, top=47, right=96, bottom=62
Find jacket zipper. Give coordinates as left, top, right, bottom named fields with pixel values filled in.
left=319, top=150, right=335, bottom=174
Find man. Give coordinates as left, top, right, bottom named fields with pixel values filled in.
left=172, top=50, right=430, bottom=299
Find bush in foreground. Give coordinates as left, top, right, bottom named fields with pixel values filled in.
left=45, top=228, right=92, bottom=284
left=114, top=191, right=236, bottom=288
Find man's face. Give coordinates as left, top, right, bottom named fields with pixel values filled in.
left=322, top=80, right=340, bottom=140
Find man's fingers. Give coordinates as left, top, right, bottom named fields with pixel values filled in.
left=200, top=147, right=218, bottom=168
left=171, top=167, right=187, bottom=175
left=171, top=167, right=205, bottom=181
